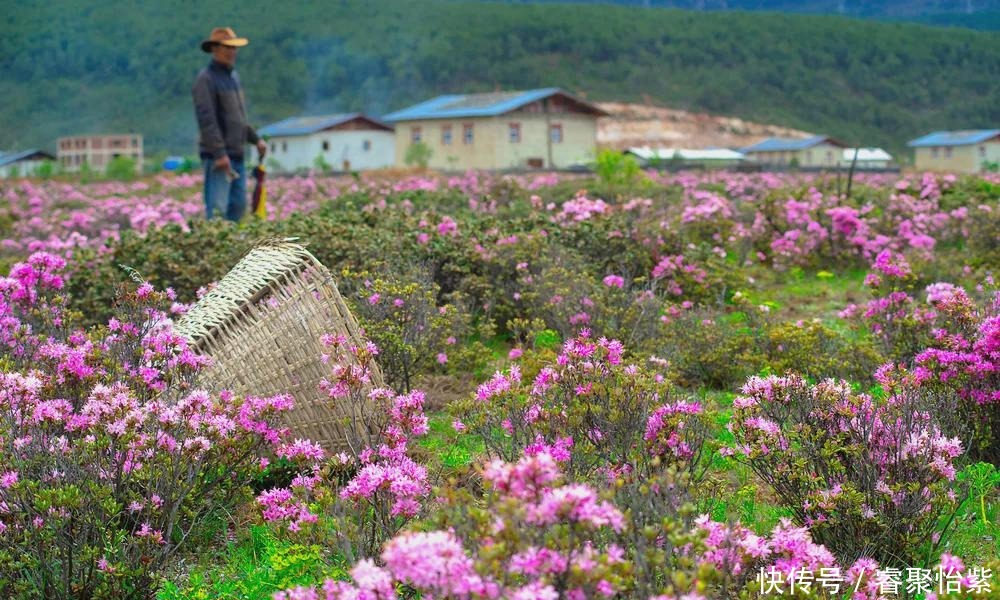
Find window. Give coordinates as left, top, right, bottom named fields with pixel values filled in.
left=805, top=150, right=812, bottom=162
left=363, top=139, right=371, bottom=151
left=980, top=146, right=988, bottom=158
left=550, top=123, right=563, bottom=143
left=509, top=122, right=521, bottom=143
left=322, top=140, right=330, bottom=151
left=932, top=147, right=939, bottom=158
left=282, top=142, right=287, bottom=152
left=441, top=125, right=453, bottom=145
left=270, top=143, right=276, bottom=153
left=826, top=150, right=833, bottom=163
left=411, top=127, right=422, bottom=143
left=945, top=147, right=953, bottom=158
left=131, top=138, right=138, bottom=147
left=463, top=123, right=474, bottom=145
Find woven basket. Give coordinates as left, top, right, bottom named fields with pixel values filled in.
left=173, top=239, right=382, bottom=453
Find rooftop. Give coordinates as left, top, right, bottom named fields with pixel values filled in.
left=258, top=113, right=393, bottom=138
left=0, top=149, right=55, bottom=168
left=907, top=130, right=1000, bottom=148
left=383, top=88, right=607, bottom=122
left=740, top=135, right=845, bottom=153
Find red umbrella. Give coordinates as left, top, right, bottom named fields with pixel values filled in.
left=251, top=163, right=267, bottom=218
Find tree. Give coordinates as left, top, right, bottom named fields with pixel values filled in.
left=313, top=152, right=333, bottom=173
left=105, top=156, right=137, bottom=181
left=32, top=161, right=55, bottom=179
left=404, top=141, right=432, bottom=169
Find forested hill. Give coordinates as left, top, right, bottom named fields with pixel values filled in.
left=493, top=1, right=1000, bottom=29
left=2, top=0, right=999, bottom=156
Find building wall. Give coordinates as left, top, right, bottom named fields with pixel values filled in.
left=797, top=143, right=842, bottom=168
left=57, top=135, right=144, bottom=173
left=0, top=159, right=51, bottom=178
left=394, top=117, right=499, bottom=171
left=493, top=113, right=597, bottom=169
left=837, top=160, right=891, bottom=170
left=747, top=144, right=842, bottom=168
left=265, top=130, right=395, bottom=173
left=394, top=113, right=598, bottom=170
left=914, top=141, right=1000, bottom=173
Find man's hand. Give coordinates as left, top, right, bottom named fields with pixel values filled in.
left=213, top=155, right=231, bottom=171
left=257, top=140, right=267, bottom=160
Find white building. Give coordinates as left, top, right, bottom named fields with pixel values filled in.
left=0, top=149, right=55, bottom=178
left=258, top=113, right=395, bottom=173
left=840, top=148, right=893, bottom=170
left=625, top=147, right=746, bottom=169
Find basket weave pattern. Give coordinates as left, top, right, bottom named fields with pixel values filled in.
left=173, top=240, right=382, bottom=452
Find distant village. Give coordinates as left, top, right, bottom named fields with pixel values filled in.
left=1, top=87, right=998, bottom=179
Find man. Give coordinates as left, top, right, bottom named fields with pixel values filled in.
left=192, top=27, right=267, bottom=221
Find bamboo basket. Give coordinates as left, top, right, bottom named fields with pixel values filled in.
left=173, top=239, right=382, bottom=452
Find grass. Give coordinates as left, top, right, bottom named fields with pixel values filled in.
left=417, top=411, right=486, bottom=472
left=743, top=265, right=869, bottom=326
left=158, top=525, right=348, bottom=600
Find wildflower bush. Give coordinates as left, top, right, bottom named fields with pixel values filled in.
left=0, top=253, right=296, bottom=599
left=892, top=282, right=1000, bottom=463
left=335, top=266, right=493, bottom=394
left=726, top=373, right=966, bottom=567
left=255, top=333, right=431, bottom=563
left=3, top=170, right=1000, bottom=596
left=455, top=331, right=714, bottom=482
left=657, top=298, right=882, bottom=390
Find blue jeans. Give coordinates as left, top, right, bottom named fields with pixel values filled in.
left=202, top=157, right=246, bottom=221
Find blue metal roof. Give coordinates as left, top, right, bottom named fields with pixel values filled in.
left=0, top=149, right=54, bottom=168
left=907, top=130, right=1000, bottom=148
left=740, top=135, right=839, bottom=153
left=382, top=88, right=607, bottom=122
left=258, top=113, right=392, bottom=138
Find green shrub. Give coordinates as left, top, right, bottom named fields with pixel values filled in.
left=158, top=526, right=347, bottom=600
left=403, top=141, right=432, bottom=168
left=105, top=155, right=138, bottom=181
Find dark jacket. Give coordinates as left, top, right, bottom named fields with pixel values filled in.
left=192, top=60, right=260, bottom=160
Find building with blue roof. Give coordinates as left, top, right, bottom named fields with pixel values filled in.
left=0, top=149, right=55, bottom=178
left=739, top=135, right=848, bottom=168
left=907, top=129, right=1000, bottom=173
left=383, top=88, right=608, bottom=171
left=257, top=113, right=395, bottom=173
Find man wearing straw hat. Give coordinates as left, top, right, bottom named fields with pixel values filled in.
left=192, top=27, right=267, bottom=221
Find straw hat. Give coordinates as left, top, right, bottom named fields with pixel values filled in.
left=201, top=27, right=249, bottom=53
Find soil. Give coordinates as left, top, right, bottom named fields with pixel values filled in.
left=596, top=101, right=813, bottom=150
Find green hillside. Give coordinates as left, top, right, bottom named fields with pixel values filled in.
left=1, top=0, right=998, bottom=157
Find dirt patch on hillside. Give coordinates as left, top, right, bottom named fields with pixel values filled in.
left=596, top=102, right=813, bottom=150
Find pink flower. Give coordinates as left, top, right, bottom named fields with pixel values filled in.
left=602, top=274, right=625, bottom=288
left=0, top=471, right=18, bottom=489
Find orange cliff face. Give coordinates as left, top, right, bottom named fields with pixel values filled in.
left=595, top=101, right=812, bottom=150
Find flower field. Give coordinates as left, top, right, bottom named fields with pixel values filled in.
left=1, top=167, right=999, bottom=599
